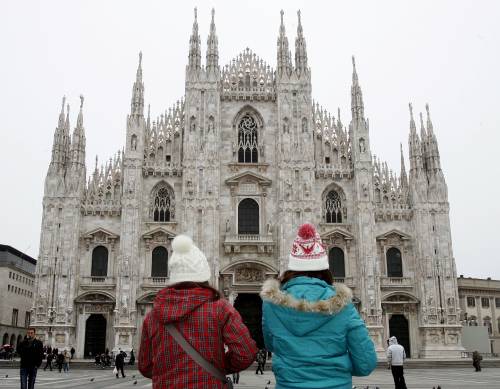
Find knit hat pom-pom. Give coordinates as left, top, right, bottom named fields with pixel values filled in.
left=172, top=234, right=194, bottom=254
left=298, top=223, right=316, bottom=239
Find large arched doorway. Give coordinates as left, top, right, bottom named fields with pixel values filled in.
left=84, top=314, right=106, bottom=357
left=234, top=294, right=263, bottom=348
left=389, top=314, right=410, bottom=357
left=9, top=334, right=15, bottom=346
left=2, top=333, right=8, bottom=346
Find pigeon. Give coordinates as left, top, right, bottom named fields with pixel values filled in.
left=5, top=375, right=8, bottom=378
left=133, top=380, right=137, bottom=385
left=90, top=378, right=94, bottom=382
left=267, top=380, right=271, bottom=384
left=132, top=375, right=136, bottom=378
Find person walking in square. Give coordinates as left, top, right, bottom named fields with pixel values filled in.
left=56, top=352, right=64, bottom=373
left=115, top=350, right=126, bottom=378
left=128, top=349, right=135, bottom=365
left=138, top=234, right=258, bottom=388
left=255, top=349, right=265, bottom=374
left=62, top=350, right=70, bottom=373
left=387, top=336, right=407, bottom=389
left=70, top=347, right=75, bottom=360
left=43, top=352, right=53, bottom=371
left=260, top=223, right=377, bottom=389
left=18, top=327, right=44, bottom=389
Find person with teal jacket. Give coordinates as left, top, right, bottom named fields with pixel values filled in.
left=260, top=223, right=377, bottom=389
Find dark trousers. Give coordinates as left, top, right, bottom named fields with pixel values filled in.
left=232, top=372, right=239, bottom=383
left=473, top=361, right=482, bottom=371
left=20, top=367, right=37, bottom=389
left=255, top=363, right=264, bottom=374
left=43, top=360, right=52, bottom=371
left=391, top=365, right=407, bottom=389
left=116, top=365, right=125, bottom=377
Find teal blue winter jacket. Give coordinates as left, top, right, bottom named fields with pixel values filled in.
left=260, top=277, right=377, bottom=389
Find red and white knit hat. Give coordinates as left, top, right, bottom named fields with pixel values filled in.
left=288, top=223, right=329, bottom=271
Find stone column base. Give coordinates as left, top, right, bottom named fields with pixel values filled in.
left=418, top=326, right=464, bottom=358
left=367, top=325, right=386, bottom=360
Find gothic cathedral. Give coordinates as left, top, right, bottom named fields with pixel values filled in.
left=33, top=9, right=463, bottom=358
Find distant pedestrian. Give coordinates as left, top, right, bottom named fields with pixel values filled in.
left=387, top=336, right=407, bottom=389
left=56, top=352, right=64, bottom=373
left=62, top=350, right=69, bottom=373
left=128, top=349, right=135, bottom=365
left=138, top=234, right=257, bottom=387
left=18, top=327, right=44, bottom=389
left=260, top=223, right=377, bottom=389
left=232, top=371, right=240, bottom=384
left=43, top=352, right=53, bottom=371
left=472, top=350, right=482, bottom=372
left=115, top=350, right=126, bottom=378
left=70, top=347, right=75, bottom=360
left=255, top=349, right=265, bottom=374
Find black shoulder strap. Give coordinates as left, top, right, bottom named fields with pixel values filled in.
left=165, top=323, right=231, bottom=387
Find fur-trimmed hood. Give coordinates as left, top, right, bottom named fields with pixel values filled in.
left=260, top=277, right=352, bottom=315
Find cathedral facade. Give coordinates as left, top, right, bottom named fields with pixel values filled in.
left=33, top=9, right=463, bottom=359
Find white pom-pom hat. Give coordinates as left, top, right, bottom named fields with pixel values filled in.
left=167, top=235, right=211, bottom=284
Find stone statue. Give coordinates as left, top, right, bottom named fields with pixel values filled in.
left=359, top=138, right=366, bottom=153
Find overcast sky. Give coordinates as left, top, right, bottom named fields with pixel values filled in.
left=1, top=0, right=499, bottom=279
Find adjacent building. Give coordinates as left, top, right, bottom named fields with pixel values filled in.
left=458, top=276, right=500, bottom=354
left=0, top=245, right=36, bottom=349
left=32, top=9, right=463, bottom=358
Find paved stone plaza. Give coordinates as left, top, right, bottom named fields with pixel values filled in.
left=1, top=367, right=500, bottom=388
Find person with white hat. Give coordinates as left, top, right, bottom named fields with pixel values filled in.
left=260, top=223, right=377, bottom=389
left=138, top=234, right=257, bottom=388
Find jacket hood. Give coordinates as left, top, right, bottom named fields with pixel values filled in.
left=260, top=277, right=352, bottom=336
left=152, top=286, right=216, bottom=323
left=389, top=336, right=398, bottom=345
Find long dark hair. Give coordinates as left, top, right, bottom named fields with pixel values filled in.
left=170, top=281, right=221, bottom=301
left=280, top=270, right=333, bottom=286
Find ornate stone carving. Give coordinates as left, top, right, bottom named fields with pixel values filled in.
left=235, top=266, right=264, bottom=283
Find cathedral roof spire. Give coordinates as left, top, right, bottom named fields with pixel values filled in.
left=425, top=103, right=434, bottom=134
left=409, top=102, right=416, bottom=134
left=188, top=7, right=201, bottom=70
left=419, top=111, right=427, bottom=139
left=206, top=8, right=219, bottom=72
left=350, top=56, right=364, bottom=120
left=76, top=94, right=84, bottom=129
left=70, top=95, right=86, bottom=169
left=130, top=52, right=145, bottom=118
left=295, top=10, right=308, bottom=75
left=277, top=10, right=292, bottom=77
left=58, top=96, right=66, bottom=128
left=400, top=143, right=408, bottom=188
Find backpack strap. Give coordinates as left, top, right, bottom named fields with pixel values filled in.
left=165, top=323, right=232, bottom=388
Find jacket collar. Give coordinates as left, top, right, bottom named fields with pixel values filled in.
left=260, top=278, right=352, bottom=314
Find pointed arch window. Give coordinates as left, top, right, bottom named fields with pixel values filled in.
left=238, top=115, right=258, bottom=163
left=387, top=247, right=403, bottom=277
left=325, top=190, right=343, bottom=223
left=91, top=246, right=108, bottom=277
left=238, top=198, right=259, bottom=234
left=151, top=246, right=168, bottom=278
left=151, top=184, right=175, bottom=222
left=329, top=247, right=345, bottom=278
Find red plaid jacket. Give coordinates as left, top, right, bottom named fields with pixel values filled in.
left=138, top=286, right=257, bottom=388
